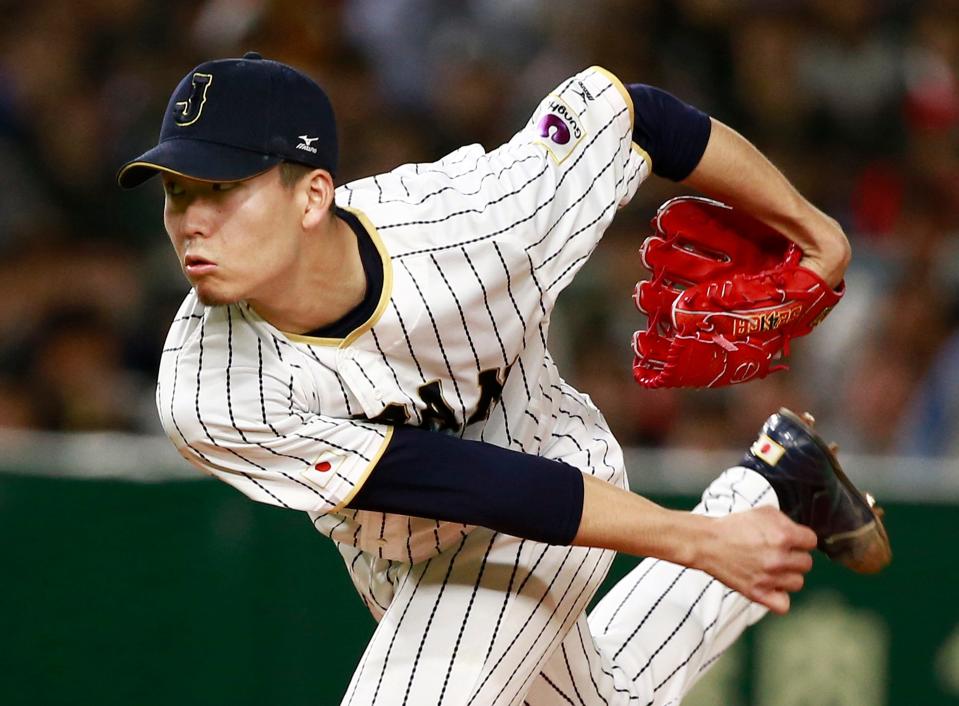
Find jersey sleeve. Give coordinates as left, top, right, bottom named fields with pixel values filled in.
left=518, top=66, right=648, bottom=183
left=155, top=298, right=392, bottom=514
left=358, top=66, right=650, bottom=298
left=474, top=66, right=651, bottom=300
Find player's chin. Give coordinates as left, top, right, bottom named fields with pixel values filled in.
left=193, top=282, right=242, bottom=307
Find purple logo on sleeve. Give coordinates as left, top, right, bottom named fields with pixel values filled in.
left=534, top=100, right=584, bottom=163
left=537, top=113, right=571, bottom=145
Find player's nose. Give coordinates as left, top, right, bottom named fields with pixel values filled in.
left=178, top=198, right=217, bottom=240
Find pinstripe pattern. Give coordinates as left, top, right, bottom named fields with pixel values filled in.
left=521, top=467, right=776, bottom=706
left=151, top=67, right=771, bottom=705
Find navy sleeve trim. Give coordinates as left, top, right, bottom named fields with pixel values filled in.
left=348, top=425, right=585, bottom=546
left=626, top=84, right=711, bottom=182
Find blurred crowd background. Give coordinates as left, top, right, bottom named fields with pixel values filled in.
left=2, top=0, right=959, bottom=458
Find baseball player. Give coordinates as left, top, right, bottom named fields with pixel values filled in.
left=118, top=53, right=888, bottom=705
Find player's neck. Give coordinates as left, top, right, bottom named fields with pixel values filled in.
left=248, top=213, right=366, bottom=334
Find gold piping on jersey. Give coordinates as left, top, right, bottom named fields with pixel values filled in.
left=326, top=425, right=395, bottom=513
left=630, top=142, right=652, bottom=169
left=283, top=204, right=394, bottom=348
left=589, top=65, right=653, bottom=173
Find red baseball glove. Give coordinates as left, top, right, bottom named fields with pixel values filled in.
left=632, top=196, right=844, bottom=389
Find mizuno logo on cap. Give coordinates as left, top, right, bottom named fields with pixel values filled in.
left=296, top=135, right=319, bottom=153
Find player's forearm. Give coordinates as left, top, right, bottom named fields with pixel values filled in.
left=682, top=119, right=851, bottom=288
left=349, top=425, right=716, bottom=568
left=349, top=426, right=740, bottom=576
left=572, top=473, right=712, bottom=569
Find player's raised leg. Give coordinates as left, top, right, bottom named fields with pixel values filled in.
left=523, top=465, right=773, bottom=706
left=524, top=407, right=890, bottom=706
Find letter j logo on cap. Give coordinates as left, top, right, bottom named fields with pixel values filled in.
left=175, top=73, right=213, bottom=127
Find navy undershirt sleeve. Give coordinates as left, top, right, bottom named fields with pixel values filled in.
left=626, top=83, right=712, bottom=182
left=348, top=426, right=585, bottom=546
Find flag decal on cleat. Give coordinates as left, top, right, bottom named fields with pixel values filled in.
left=751, top=434, right=786, bottom=465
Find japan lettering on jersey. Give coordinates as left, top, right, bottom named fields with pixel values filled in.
left=156, top=67, right=651, bottom=563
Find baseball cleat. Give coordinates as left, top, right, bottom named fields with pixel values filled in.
left=740, top=407, right=892, bottom=574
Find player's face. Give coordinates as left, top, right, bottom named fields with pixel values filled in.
left=162, top=168, right=304, bottom=306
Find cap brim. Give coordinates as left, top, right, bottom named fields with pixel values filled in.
left=117, top=139, right=282, bottom=188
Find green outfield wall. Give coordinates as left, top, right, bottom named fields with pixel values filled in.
left=1, top=471, right=957, bottom=705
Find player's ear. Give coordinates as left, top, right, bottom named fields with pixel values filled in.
left=301, top=168, right=336, bottom=229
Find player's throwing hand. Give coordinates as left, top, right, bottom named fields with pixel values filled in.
left=701, top=507, right=817, bottom=615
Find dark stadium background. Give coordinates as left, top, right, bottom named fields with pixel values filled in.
left=1, top=1, right=958, bottom=704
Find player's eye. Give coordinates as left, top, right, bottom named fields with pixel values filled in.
left=211, top=182, right=236, bottom=192
left=164, top=181, right=185, bottom=197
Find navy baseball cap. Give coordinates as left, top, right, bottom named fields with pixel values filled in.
left=117, top=52, right=337, bottom=188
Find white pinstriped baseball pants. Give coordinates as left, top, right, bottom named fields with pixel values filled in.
left=340, top=466, right=774, bottom=706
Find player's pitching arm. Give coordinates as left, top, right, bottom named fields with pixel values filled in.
left=162, top=358, right=813, bottom=616
left=347, top=427, right=815, bottom=616
left=575, top=474, right=815, bottom=615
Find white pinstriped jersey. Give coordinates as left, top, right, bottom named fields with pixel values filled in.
left=157, top=66, right=650, bottom=565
